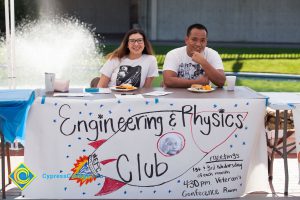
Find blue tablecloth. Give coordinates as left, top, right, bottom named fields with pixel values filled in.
left=0, top=89, right=35, bottom=143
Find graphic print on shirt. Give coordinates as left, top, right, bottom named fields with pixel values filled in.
left=177, top=63, right=204, bottom=79
left=116, top=65, right=141, bottom=87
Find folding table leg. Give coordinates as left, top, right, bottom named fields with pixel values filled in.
left=283, top=110, right=289, bottom=196
left=269, top=110, right=280, bottom=181
left=1, top=132, right=6, bottom=199
left=6, top=143, right=11, bottom=184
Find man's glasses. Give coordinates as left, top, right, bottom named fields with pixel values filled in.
left=128, top=38, right=144, bottom=44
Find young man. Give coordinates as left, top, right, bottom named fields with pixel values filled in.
left=163, top=23, right=226, bottom=88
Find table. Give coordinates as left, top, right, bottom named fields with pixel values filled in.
left=0, top=89, right=35, bottom=199
left=23, top=87, right=269, bottom=199
left=261, top=92, right=300, bottom=196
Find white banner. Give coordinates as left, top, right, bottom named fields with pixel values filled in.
left=23, top=97, right=268, bottom=199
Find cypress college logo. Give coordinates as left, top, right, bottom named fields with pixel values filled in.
left=9, top=163, right=36, bottom=190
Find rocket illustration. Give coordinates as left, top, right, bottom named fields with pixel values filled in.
left=69, top=110, right=248, bottom=196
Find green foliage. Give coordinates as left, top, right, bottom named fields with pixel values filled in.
left=0, top=0, right=5, bottom=33
left=152, top=45, right=181, bottom=54
left=0, top=0, right=38, bottom=34
left=102, top=44, right=118, bottom=55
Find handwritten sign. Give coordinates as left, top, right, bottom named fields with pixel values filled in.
left=24, top=97, right=266, bottom=199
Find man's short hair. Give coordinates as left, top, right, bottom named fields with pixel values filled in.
left=186, top=23, right=208, bottom=36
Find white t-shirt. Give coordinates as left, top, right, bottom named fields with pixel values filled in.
left=100, top=54, right=159, bottom=88
left=163, top=46, right=224, bottom=80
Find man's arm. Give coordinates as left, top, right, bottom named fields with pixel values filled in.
left=192, top=52, right=226, bottom=87
left=163, top=70, right=209, bottom=88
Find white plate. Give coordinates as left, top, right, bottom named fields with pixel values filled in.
left=110, top=86, right=137, bottom=92
left=187, top=87, right=215, bottom=93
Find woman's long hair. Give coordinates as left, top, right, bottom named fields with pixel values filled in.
left=107, top=29, right=154, bottom=59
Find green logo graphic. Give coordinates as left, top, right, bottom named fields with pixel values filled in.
left=9, top=163, right=36, bottom=190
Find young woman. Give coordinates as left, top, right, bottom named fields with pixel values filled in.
left=97, top=29, right=159, bottom=88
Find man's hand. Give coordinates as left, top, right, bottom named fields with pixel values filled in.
left=197, top=75, right=209, bottom=85
left=191, top=51, right=226, bottom=87
left=191, top=51, right=206, bottom=64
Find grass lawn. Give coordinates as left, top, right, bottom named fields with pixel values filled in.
left=1, top=44, right=299, bottom=92
left=103, top=45, right=300, bottom=75
left=145, top=45, right=300, bottom=92
left=236, top=78, right=300, bottom=92
left=223, top=59, right=300, bottom=74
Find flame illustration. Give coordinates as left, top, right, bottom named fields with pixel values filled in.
left=69, top=155, right=96, bottom=186
left=70, top=140, right=126, bottom=195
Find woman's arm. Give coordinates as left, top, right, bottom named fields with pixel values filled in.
left=143, top=77, right=154, bottom=88
left=97, top=75, right=110, bottom=88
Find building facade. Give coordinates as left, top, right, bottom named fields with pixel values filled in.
left=37, top=0, right=300, bottom=43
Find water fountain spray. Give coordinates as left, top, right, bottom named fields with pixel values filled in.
left=1, top=3, right=103, bottom=88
